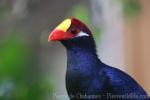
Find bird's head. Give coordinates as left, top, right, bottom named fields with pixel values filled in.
left=48, top=18, right=96, bottom=52
left=48, top=18, right=92, bottom=41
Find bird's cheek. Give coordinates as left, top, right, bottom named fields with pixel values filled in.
left=49, top=29, right=75, bottom=41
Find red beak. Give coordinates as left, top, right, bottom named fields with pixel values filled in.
left=48, top=29, right=75, bottom=41
left=48, top=29, right=65, bottom=41
left=48, top=19, right=72, bottom=41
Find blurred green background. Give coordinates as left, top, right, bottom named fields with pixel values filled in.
left=0, top=0, right=149, bottom=100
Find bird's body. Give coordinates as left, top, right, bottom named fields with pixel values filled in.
left=49, top=18, right=149, bottom=100
left=62, top=37, right=148, bottom=100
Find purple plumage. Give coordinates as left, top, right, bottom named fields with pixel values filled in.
left=49, top=18, right=149, bottom=100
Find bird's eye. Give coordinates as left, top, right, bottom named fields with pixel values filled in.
left=68, top=27, right=80, bottom=35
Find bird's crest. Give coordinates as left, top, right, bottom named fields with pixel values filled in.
left=71, top=18, right=91, bottom=35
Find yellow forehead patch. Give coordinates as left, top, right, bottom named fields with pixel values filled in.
left=55, top=19, right=71, bottom=32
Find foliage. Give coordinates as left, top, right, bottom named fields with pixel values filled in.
left=0, top=32, right=51, bottom=100
left=123, top=0, right=141, bottom=17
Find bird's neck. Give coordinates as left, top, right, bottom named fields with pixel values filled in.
left=61, top=37, right=101, bottom=77
left=61, top=37, right=102, bottom=94
left=61, top=36, right=97, bottom=56
left=66, top=46, right=100, bottom=86
left=66, top=47, right=99, bottom=70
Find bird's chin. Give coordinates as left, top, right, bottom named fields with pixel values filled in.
left=60, top=37, right=80, bottom=44
left=60, top=36, right=93, bottom=48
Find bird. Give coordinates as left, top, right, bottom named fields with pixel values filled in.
left=48, top=18, right=149, bottom=100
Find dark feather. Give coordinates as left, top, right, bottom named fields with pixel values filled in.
left=61, top=36, right=149, bottom=100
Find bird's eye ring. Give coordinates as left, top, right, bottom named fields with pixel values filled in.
left=71, top=28, right=78, bottom=34
left=68, top=27, right=80, bottom=35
